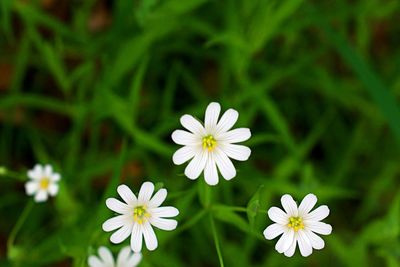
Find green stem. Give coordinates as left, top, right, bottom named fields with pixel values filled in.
left=210, top=214, right=225, bottom=267
left=7, top=201, right=34, bottom=254
left=0, top=168, right=26, bottom=182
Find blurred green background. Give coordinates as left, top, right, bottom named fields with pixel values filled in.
left=1, top=0, right=400, bottom=266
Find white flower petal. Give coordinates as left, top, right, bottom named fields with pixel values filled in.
left=268, top=207, right=288, bottom=225
left=184, top=150, right=207, bottom=180
left=88, top=256, right=103, bottom=267
left=48, top=184, right=58, bottom=196
left=126, top=252, right=142, bottom=267
left=204, top=155, right=219, bottom=186
left=25, top=181, right=38, bottom=195
left=131, top=223, right=143, bottom=253
left=150, top=217, right=178, bottom=231
left=102, top=215, right=130, bottom=232
left=304, top=205, right=330, bottom=222
left=98, top=246, right=114, bottom=265
left=298, top=194, right=317, bottom=217
left=263, top=223, right=285, bottom=240
left=27, top=168, right=42, bottom=180
left=171, top=130, right=200, bottom=146
left=110, top=224, right=132, bottom=244
left=149, top=188, right=167, bottom=208
left=117, top=184, right=137, bottom=206
left=306, top=221, right=332, bottom=235
left=214, top=148, right=236, bottom=181
left=216, top=128, right=251, bottom=144
left=297, top=230, right=313, bottom=257
left=205, top=102, right=221, bottom=133
left=216, top=108, right=238, bottom=134
left=304, top=229, right=325, bottom=250
left=180, top=115, right=206, bottom=136
left=106, top=198, right=131, bottom=214
left=152, top=206, right=179, bottom=218
left=281, top=194, right=298, bottom=217
left=116, top=246, right=132, bottom=266
left=172, top=146, right=197, bottom=165
left=34, top=190, right=48, bottom=202
left=50, top=173, right=61, bottom=182
left=142, top=222, right=158, bottom=251
left=284, top=236, right=297, bottom=257
left=138, top=182, right=155, bottom=204
left=275, top=229, right=294, bottom=253
left=220, top=144, right=251, bottom=161
left=44, top=164, right=53, bottom=177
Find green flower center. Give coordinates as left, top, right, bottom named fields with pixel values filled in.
left=202, top=135, right=216, bottom=151
left=288, top=216, right=304, bottom=232
left=133, top=206, right=149, bottom=224
left=39, top=178, right=50, bottom=190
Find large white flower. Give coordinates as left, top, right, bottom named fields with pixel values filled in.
left=103, top=182, right=179, bottom=252
left=263, top=194, right=332, bottom=257
left=171, top=102, right=251, bottom=186
left=88, top=246, right=142, bottom=267
left=25, top=164, right=61, bottom=202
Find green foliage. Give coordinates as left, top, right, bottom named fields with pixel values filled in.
left=1, top=0, right=400, bottom=266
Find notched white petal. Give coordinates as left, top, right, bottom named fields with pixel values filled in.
left=205, top=102, right=221, bottom=133
left=138, top=182, right=155, bottom=204
left=263, top=223, right=285, bottom=240
left=110, top=224, right=132, bottom=244
left=298, top=193, right=317, bottom=216
left=106, top=198, right=131, bottom=214
left=281, top=194, right=298, bottom=217
left=172, top=146, right=197, bottom=165
left=184, top=150, right=207, bottom=180
left=117, top=184, right=137, bottom=206
left=268, top=207, right=288, bottom=225
left=149, top=188, right=168, bottom=208
left=152, top=206, right=179, bottom=218
left=171, top=130, right=200, bottom=146
left=304, top=205, right=330, bottom=222
left=142, top=222, right=158, bottom=251
left=180, top=115, right=206, bottom=136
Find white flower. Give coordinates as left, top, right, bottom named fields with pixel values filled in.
left=171, top=102, right=251, bottom=186
left=263, top=193, right=332, bottom=257
left=103, top=182, right=179, bottom=252
left=25, top=164, right=61, bottom=202
left=88, top=246, right=142, bottom=267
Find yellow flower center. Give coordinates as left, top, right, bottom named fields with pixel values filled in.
left=133, top=206, right=150, bottom=224
left=288, top=216, right=304, bottom=232
left=202, top=135, right=217, bottom=151
left=39, top=178, right=50, bottom=190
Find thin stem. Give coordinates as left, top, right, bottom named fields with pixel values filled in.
left=7, top=201, right=34, bottom=254
left=210, top=214, right=225, bottom=267
left=0, top=168, right=26, bottom=182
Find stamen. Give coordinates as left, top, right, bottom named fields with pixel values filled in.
left=39, top=178, right=50, bottom=190
left=133, top=206, right=150, bottom=224
left=287, top=216, right=304, bottom=232
left=202, top=135, right=217, bottom=151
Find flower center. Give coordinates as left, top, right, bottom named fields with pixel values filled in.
left=133, top=206, right=150, bottom=224
left=202, top=135, right=216, bottom=151
left=39, top=178, right=50, bottom=190
left=287, top=216, right=304, bottom=232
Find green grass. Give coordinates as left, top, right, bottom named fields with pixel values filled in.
left=1, top=0, right=400, bottom=266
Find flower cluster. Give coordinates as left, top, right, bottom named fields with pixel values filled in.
left=18, top=101, right=331, bottom=266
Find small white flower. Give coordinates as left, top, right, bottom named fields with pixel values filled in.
left=88, top=246, right=142, bottom=267
left=103, top=182, right=179, bottom=252
left=25, top=164, right=61, bottom=202
left=172, top=102, right=251, bottom=186
left=263, top=193, right=332, bottom=257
